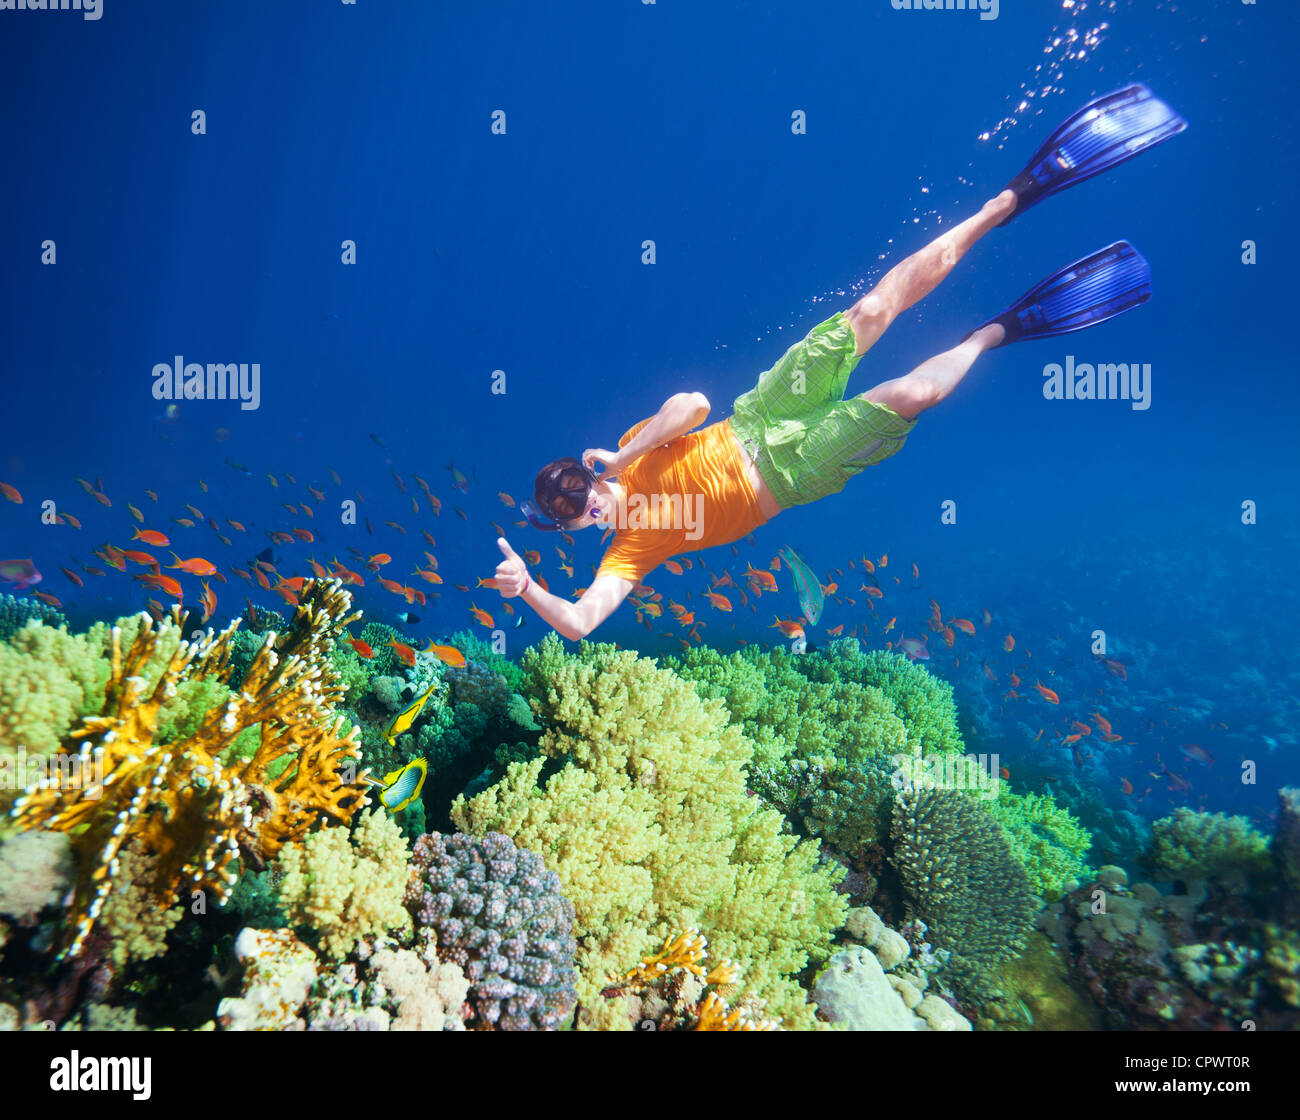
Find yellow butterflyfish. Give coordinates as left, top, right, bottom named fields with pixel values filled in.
left=382, top=682, right=439, bottom=746
left=372, top=757, right=428, bottom=812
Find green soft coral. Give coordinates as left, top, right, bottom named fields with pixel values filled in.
left=667, top=642, right=917, bottom=856
left=987, top=788, right=1094, bottom=900
left=811, top=640, right=965, bottom=756
left=451, top=634, right=846, bottom=1030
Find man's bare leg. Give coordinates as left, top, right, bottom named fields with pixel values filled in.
left=862, top=321, right=1003, bottom=420
left=844, top=191, right=1017, bottom=358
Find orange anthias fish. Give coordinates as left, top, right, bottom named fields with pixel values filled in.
left=0, top=482, right=22, bottom=504
left=137, top=572, right=184, bottom=599
left=33, top=591, right=62, bottom=608
left=1092, top=711, right=1114, bottom=736
left=1003, top=634, right=1015, bottom=653
left=1070, top=720, right=1092, bottom=737
left=704, top=591, right=732, bottom=612
left=1099, top=656, right=1128, bottom=680
left=132, top=528, right=170, bottom=548
left=664, top=560, right=684, bottom=576
left=469, top=604, right=494, bottom=627
left=368, top=553, right=392, bottom=568
left=745, top=564, right=777, bottom=592
left=1121, top=777, right=1134, bottom=796
left=200, top=580, right=217, bottom=623
left=1034, top=681, right=1060, bottom=705
left=167, top=553, right=218, bottom=576
left=119, top=549, right=158, bottom=567
left=950, top=618, right=975, bottom=635
left=346, top=637, right=375, bottom=659
left=388, top=639, right=416, bottom=667
left=771, top=616, right=805, bottom=639
left=425, top=643, right=466, bottom=668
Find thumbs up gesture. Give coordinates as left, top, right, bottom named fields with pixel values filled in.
left=495, top=538, right=530, bottom=598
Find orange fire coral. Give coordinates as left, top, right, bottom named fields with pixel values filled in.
left=11, top=579, right=370, bottom=958
left=611, top=928, right=777, bottom=1031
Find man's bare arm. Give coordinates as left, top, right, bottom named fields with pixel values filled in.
left=495, top=538, right=632, bottom=640
left=522, top=572, right=632, bottom=641
left=587, top=392, right=709, bottom=478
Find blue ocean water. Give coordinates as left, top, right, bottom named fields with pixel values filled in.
left=0, top=0, right=1297, bottom=1035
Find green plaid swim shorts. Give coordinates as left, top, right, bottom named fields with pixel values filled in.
left=729, top=311, right=916, bottom=509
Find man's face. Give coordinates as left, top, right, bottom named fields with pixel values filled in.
left=572, top=480, right=615, bottom=529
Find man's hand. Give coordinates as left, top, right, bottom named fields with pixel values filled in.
left=582, top=448, right=623, bottom=481
left=495, top=538, right=530, bottom=597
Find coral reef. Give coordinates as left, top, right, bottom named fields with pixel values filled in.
left=10, top=580, right=370, bottom=957
left=603, top=928, right=778, bottom=1031
left=303, top=933, right=469, bottom=1031
left=1272, top=787, right=1300, bottom=899
left=812, top=942, right=970, bottom=1031
left=811, top=641, right=965, bottom=756
left=1142, top=808, right=1273, bottom=885
left=405, top=830, right=577, bottom=1030
left=0, top=593, right=66, bottom=642
left=274, top=808, right=412, bottom=959
left=452, top=635, right=847, bottom=1031
left=1042, top=864, right=1300, bottom=1030
left=987, top=788, right=1094, bottom=900
left=217, top=927, right=320, bottom=1031
left=0, top=830, right=74, bottom=923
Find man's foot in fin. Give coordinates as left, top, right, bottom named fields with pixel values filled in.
left=972, top=241, right=1152, bottom=348
left=998, top=83, right=1187, bottom=226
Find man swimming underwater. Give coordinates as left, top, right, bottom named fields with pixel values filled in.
left=494, top=84, right=1185, bottom=640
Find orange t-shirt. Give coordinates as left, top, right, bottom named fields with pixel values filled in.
left=596, top=417, right=769, bottom=584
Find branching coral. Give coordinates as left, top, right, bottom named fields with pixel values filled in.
left=10, top=579, right=370, bottom=957
left=606, top=929, right=778, bottom=1031
left=890, top=786, right=1036, bottom=998
left=0, top=593, right=66, bottom=642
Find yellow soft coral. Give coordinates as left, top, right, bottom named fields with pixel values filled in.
left=275, top=808, right=412, bottom=959
left=10, top=579, right=370, bottom=958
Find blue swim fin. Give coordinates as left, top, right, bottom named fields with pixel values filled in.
left=1000, top=83, right=1187, bottom=225
left=978, top=241, right=1152, bottom=347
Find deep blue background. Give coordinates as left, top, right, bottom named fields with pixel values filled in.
left=1, top=0, right=1296, bottom=822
